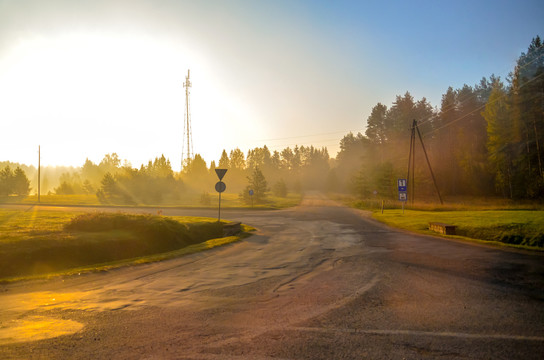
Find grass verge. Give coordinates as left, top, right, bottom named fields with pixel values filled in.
left=0, top=209, right=253, bottom=282
left=10, top=192, right=302, bottom=209
left=370, top=209, right=544, bottom=250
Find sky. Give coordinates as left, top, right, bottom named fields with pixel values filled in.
left=0, top=0, right=542, bottom=171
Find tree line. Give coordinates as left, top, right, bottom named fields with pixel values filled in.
left=5, top=144, right=328, bottom=205
left=0, top=165, right=30, bottom=198
left=86, top=144, right=329, bottom=205
left=3, top=36, right=542, bottom=203
left=337, top=36, right=544, bottom=200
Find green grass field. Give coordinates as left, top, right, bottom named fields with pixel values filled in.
left=0, top=209, right=250, bottom=282
left=9, top=192, right=302, bottom=209
left=371, top=209, right=544, bottom=249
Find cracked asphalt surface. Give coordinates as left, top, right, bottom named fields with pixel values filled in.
left=1, top=195, right=543, bottom=359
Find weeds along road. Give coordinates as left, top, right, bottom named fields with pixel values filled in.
left=1, top=195, right=543, bottom=359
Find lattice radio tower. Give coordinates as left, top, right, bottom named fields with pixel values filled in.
left=181, top=69, right=193, bottom=169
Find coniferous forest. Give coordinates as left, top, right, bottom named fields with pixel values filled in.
left=1, top=36, right=543, bottom=204
left=340, top=36, right=544, bottom=200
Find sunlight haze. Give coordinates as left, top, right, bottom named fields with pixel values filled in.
left=1, top=0, right=542, bottom=170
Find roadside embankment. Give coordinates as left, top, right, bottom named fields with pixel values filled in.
left=371, top=209, right=544, bottom=250
left=0, top=210, right=251, bottom=282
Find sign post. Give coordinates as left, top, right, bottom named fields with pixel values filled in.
left=398, top=178, right=407, bottom=214
left=215, top=169, right=228, bottom=222
left=249, top=189, right=254, bottom=208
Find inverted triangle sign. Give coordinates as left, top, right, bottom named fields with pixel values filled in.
left=215, top=168, right=228, bottom=181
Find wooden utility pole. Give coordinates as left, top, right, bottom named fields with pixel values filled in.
left=38, top=145, right=41, bottom=203
left=407, top=122, right=416, bottom=205
left=406, top=120, right=443, bottom=205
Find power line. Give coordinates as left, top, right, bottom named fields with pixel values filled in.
left=417, top=51, right=544, bottom=128
left=423, top=70, right=544, bottom=137
left=219, top=47, right=544, bottom=156
left=252, top=129, right=359, bottom=143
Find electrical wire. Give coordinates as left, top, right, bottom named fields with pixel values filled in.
left=231, top=47, right=544, bottom=154
left=422, top=70, right=544, bottom=137
left=417, top=50, right=544, bottom=128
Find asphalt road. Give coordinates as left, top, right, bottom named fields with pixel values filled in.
left=1, top=195, right=543, bottom=359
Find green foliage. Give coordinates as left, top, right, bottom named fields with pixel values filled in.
left=483, top=80, right=514, bottom=197
left=507, top=36, right=544, bottom=198
left=336, top=132, right=372, bottom=192
left=182, top=154, right=213, bottom=192
left=240, top=167, right=269, bottom=204
left=54, top=172, right=85, bottom=194
left=229, top=148, right=246, bottom=170
left=246, top=146, right=272, bottom=171
left=99, top=153, right=121, bottom=173
left=219, top=149, right=230, bottom=168
left=0, top=166, right=14, bottom=197
left=55, top=181, right=75, bottom=195
left=299, top=146, right=330, bottom=190
left=12, top=167, right=31, bottom=197
left=272, top=179, right=288, bottom=197
left=96, top=155, right=184, bottom=205
left=0, top=210, right=227, bottom=280
left=374, top=162, right=396, bottom=199
left=372, top=209, right=544, bottom=249
left=242, top=144, right=331, bottom=193
left=341, top=36, right=544, bottom=201
left=183, top=154, right=208, bottom=176
left=82, top=179, right=94, bottom=194
left=4, top=39, right=544, bottom=204
left=365, top=103, right=388, bottom=144
left=65, top=213, right=223, bottom=248
left=350, top=162, right=396, bottom=199
left=0, top=166, right=30, bottom=198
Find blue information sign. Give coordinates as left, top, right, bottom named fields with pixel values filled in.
left=398, top=179, right=407, bottom=202
left=398, top=179, right=407, bottom=192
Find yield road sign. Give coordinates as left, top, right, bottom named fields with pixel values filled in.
left=215, top=168, right=228, bottom=181
left=215, top=181, right=226, bottom=193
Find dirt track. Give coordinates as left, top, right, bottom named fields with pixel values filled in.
left=1, top=195, right=543, bottom=359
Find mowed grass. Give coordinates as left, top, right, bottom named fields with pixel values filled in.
left=0, top=209, right=247, bottom=281
left=372, top=209, right=544, bottom=249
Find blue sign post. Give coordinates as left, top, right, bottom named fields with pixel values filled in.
left=398, top=179, right=407, bottom=192
left=398, top=178, right=407, bottom=214
left=249, top=189, right=254, bottom=208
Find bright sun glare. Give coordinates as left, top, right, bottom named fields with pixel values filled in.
left=0, top=32, right=246, bottom=169
left=2, top=33, right=182, bottom=117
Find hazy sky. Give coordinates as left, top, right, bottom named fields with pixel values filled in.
left=1, top=0, right=542, bottom=170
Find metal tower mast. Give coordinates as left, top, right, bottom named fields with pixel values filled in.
left=182, top=69, right=193, bottom=169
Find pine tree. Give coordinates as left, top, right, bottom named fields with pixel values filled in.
left=509, top=36, right=544, bottom=197
left=0, top=166, right=14, bottom=197
left=241, top=167, right=269, bottom=204
left=365, top=103, right=388, bottom=144
left=219, top=150, right=230, bottom=168
left=483, top=80, right=513, bottom=197
left=229, top=148, right=246, bottom=170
